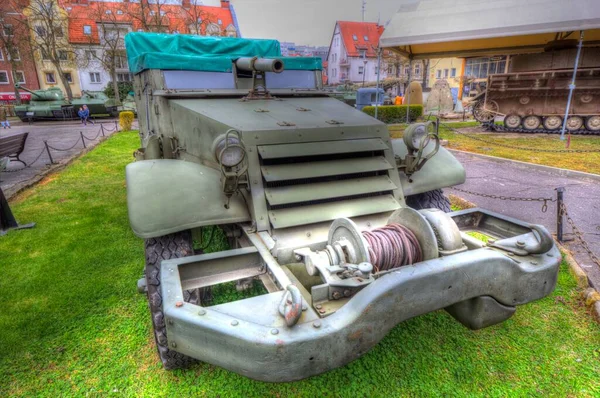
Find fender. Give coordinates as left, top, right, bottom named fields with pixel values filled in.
left=126, top=159, right=250, bottom=238
left=392, top=139, right=466, bottom=197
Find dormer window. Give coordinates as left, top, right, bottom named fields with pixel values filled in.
left=105, top=10, right=112, bottom=14
left=359, top=50, right=366, bottom=58
left=83, top=25, right=92, bottom=35
left=364, top=35, right=368, bottom=41
left=352, top=34, right=357, bottom=40
left=117, top=10, right=123, bottom=15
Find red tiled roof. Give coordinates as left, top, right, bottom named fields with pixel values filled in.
left=337, top=21, right=384, bottom=58
left=63, top=1, right=235, bottom=44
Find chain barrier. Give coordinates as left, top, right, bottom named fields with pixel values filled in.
left=441, top=122, right=600, bottom=153
left=3, top=124, right=115, bottom=173
left=560, top=202, right=600, bottom=269
left=449, top=186, right=555, bottom=213
left=450, top=184, right=600, bottom=270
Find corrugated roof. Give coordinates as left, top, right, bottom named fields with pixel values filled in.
left=380, top=0, right=600, bottom=58
left=338, top=21, right=384, bottom=58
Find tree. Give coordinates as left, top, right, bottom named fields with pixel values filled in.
left=0, top=5, right=31, bottom=104
left=81, top=2, right=129, bottom=103
left=124, top=0, right=172, bottom=33
left=181, top=2, right=219, bottom=36
left=16, top=0, right=76, bottom=100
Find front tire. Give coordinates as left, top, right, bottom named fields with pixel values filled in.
left=144, top=231, right=198, bottom=370
left=405, top=189, right=451, bottom=212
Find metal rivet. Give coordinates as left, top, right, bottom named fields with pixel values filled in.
left=302, top=304, right=308, bottom=311
left=315, top=304, right=322, bottom=309
left=313, top=321, right=321, bottom=328
left=306, top=232, right=311, bottom=237
left=198, top=309, right=206, bottom=316
left=271, top=328, right=279, bottom=335
left=170, top=342, right=177, bottom=348
left=231, top=320, right=239, bottom=326
left=175, top=301, right=184, bottom=307
left=318, top=309, right=326, bottom=314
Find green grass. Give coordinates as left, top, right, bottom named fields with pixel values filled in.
left=1, top=131, right=600, bottom=397
left=389, top=121, right=600, bottom=175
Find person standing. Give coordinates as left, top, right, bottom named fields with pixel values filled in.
left=0, top=106, right=10, bottom=129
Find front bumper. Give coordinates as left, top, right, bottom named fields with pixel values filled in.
left=159, top=209, right=560, bottom=382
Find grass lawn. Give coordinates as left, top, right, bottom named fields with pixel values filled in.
left=1, top=131, right=600, bottom=397
left=388, top=122, right=600, bottom=175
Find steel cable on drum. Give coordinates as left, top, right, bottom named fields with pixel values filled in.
left=362, top=224, right=422, bottom=272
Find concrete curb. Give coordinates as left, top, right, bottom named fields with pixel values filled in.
left=5, top=135, right=111, bottom=201
left=448, top=149, right=600, bottom=183
left=557, top=242, right=600, bottom=323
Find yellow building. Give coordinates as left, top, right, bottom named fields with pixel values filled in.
left=23, top=0, right=82, bottom=98
left=427, top=57, right=463, bottom=89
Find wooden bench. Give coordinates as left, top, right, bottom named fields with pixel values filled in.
left=0, top=132, right=29, bottom=166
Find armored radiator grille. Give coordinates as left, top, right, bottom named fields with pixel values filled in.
left=258, top=138, right=401, bottom=229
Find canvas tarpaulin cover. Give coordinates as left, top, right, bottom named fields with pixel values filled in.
left=125, top=32, right=321, bottom=73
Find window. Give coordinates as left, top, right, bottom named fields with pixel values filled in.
left=364, top=35, right=368, bottom=41
left=160, top=11, right=166, bottom=16
left=387, top=65, right=393, bottom=74
left=451, top=68, right=457, bottom=77
left=7, top=48, right=20, bottom=61
left=89, top=72, right=101, bottom=83
left=436, top=69, right=442, bottom=79
left=85, top=50, right=96, bottom=60
left=35, top=26, right=46, bottom=37
left=352, top=35, right=357, bottom=41
left=375, top=66, right=379, bottom=75
left=83, top=25, right=92, bottom=35
left=359, top=50, right=366, bottom=58
left=41, top=49, right=50, bottom=60
left=63, top=72, right=73, bottom=83
left=0, top=49, right=3, bottom=61
left=58, top=50, right=68, bottom=61
left=3, top=25, right=14, bottom=37
left=414, top=64, right=421, bottom=75
left=464, top=56, right=507, bottom=79
left=15, top=71, right=25, bottom=84
left=105, top=10, right=112, bottom=14
left=0, top=71, right=8, bottom=84
left=444, top=69, right=449, bottom=78
left=45, top=72, right=56, bottom=83
left=218, top=19, right=222, bottom=25
left=404, top=65, right=410, bottom=75
left=55, top=27, right=63, bottom=38
left=358, top=66, right=364, bottom=75
left=137, top=29, right=144, bottom=32
left=117, top=10, right=123, bottom=15
left=149, top=11, right=155, bottom=16
left=114, top=54, right=128, bottom=69
left=117, top=72, right=132, bottom=82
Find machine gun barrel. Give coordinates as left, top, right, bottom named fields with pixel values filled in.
left=235, top=57, right=284, bottom=73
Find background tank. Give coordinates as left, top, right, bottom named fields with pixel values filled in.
left=72, top=91, right=120, bottom=117
left=119, top=91, right=137, bottom=115
left=327, top=83, right=358, bottom=107
left=13, top=84, right=75, bottom=122
left=472, top=43, right=600, bottom=133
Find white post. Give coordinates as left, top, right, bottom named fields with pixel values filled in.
left=375, top=47, right=382, bottom=119
left=560, top=30, right=584, bottom=140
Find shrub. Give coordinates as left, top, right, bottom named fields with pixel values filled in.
left=104, top=81, right=134, bottom=102
left=119, top=111, right=135, bottom=131
left=362, top=105, right=423, bottom=123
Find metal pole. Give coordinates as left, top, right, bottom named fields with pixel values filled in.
left=44, top=140, right=54, bottom=164
left=115, top=120, right=119, bottom=132
left=100, top=123, right=105, bottom=137
left=375, top=48, right=382, bottom=120
left=80, top=131, right=87, bottom=148
left=406, top=59, right=412, bottom=123
left=559, top=30, right=584, bottom=141
left=556, top=187, right=565, bottom=242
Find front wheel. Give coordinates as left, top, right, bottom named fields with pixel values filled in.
left=144, top=231, right=199, bottom=370
left=405, top=189, right=451, bottom=212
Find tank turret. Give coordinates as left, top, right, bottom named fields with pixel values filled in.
left=15, top=84, right=66, bottom=101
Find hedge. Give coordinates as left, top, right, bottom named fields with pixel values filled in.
left=362, top=105, right=423, bottom=123
left=119, top=111, right=135, bottom=131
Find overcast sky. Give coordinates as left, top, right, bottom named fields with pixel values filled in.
left=205, top=0, right=403, bottom=46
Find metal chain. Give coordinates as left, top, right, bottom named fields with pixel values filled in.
left=560, top=202, right=600, bottom=269
left=442, top=123, right=600, bottom=153
left=46, top=137, right=82, bottom=151
left=81, top=129, right=102, bottom=141
left=449, top=186, right=555, bottom=213
left=1, top=147, right=47, bottom=173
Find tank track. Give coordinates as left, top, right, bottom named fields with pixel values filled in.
left=482, top=122, right=600, bottom=135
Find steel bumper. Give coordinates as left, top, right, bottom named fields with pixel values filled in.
left=160, top=244, right=560, bottom=382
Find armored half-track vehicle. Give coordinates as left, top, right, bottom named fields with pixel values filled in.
left=73, top=91, right=120, bottom=117
left=124, top=33, right=560, bottom=382
left=471, top=42, right=600, bottom=133
left=13, top=84, right=75, bottom=121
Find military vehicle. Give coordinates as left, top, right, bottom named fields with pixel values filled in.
left=120, top=91, right=137, bottom=115
left=124, top=33, right=559, bottom=382
left=471, top=42, right=600, bottom=133
left=73, top=91, right=121, bottom=117
left=13, top=84, right=75, bottom=121
left=327, top=83, right=358, bottom=107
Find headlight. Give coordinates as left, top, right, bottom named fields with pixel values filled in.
left=212, top=135, right=245, bottom=167
left=403, top=123, right=431, bottom=151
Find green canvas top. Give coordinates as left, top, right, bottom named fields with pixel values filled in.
left=125, top=32, right=322, bottom=74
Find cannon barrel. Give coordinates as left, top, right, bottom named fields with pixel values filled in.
left=235, top=57, right=284, bottom=73
left=15, top=83, right=40, bottom=98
